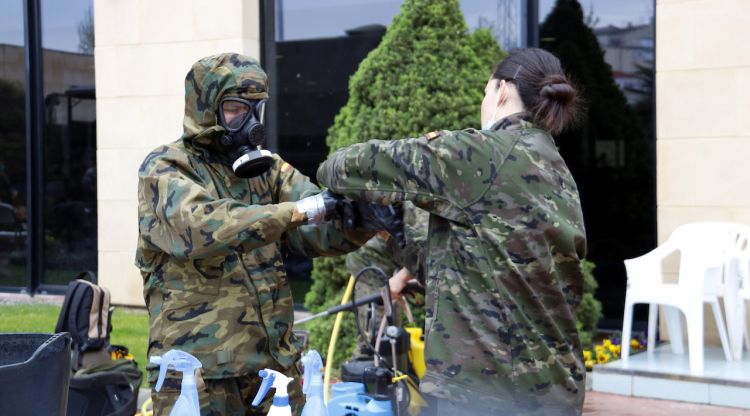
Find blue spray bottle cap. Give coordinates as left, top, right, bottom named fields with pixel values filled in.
left=151, top=349, right=203, bottom=416
left=301, top=350, right=324, bottom=395
left=151, top=349, right=203, bottom=392
left=251, top=369, right=293, bottom=409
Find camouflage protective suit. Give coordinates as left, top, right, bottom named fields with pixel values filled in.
left=136, top=53, right=371, bottom=415
left=318, top=113, right=587, bottom=415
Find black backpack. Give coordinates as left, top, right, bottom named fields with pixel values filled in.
left=67, top=357, right=143, bottom=416
left=55, top=272, right=113, bottom=370
left=56, top=273, right=143, bottom=416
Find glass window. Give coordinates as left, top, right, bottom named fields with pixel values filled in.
left=270, top=0, right=526, bottom=301
left=41, top=0, right=97, bottom=285
left=539, top=0, right=655, bottom=327
left=0, top=0, right=28, bottom=288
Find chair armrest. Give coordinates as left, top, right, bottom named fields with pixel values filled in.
left=624, top=239, right=679, bottom=286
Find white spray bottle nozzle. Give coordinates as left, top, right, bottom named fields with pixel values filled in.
left=301, top=350, right=324, bottom=395
left=251, top=369, right=293, bottom=408
left=151, top=349, right=203, bottom=392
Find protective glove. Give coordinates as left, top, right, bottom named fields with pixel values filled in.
left=295, top=189, right=344, bottom=225
left=340, top=200, right=406, bottom=248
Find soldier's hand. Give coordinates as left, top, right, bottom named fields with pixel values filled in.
left=387, top=267, right=412, bottom=301
left=295, top=189, right=345, bottom=225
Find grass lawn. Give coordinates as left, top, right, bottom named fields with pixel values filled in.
left=0, top=304, right=149, bottom=382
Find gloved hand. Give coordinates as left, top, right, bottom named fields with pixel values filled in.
left=340, top=201, right=406, bottom=248
left=295, top=190, right=344, bottom=225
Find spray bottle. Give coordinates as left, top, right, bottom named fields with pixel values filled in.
left=251, top=369, right=294, bottom=416
left=150, top=349, right=203, bottom=416
left=301, top=350, right=328, bottom=416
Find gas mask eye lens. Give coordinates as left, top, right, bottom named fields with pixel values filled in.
left=221, top=99, right=251, bottom=131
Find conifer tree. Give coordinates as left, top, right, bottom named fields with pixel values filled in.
left=303, top=0, right=504, bottom=365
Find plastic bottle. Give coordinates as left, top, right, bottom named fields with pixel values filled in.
left=150, top=349, right=203, bottom=416
left=251, top=369, right=294, bottom=416
left=300, top=350, right=328, bottom=416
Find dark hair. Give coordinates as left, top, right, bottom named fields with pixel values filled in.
left=491, top=48, right=580, bottom=135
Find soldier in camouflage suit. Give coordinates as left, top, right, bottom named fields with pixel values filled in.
left=318, top=48, right=587, bottom=415
left=136, top=53, right=379, bottom=416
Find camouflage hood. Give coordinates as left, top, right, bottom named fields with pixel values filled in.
left=181, top=53, right=269, bottom=147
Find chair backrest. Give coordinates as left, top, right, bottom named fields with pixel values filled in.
left=670, top=222, right=750, bottom=294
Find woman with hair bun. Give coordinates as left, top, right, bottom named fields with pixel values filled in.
left=318, top=48, right=586, bottom=415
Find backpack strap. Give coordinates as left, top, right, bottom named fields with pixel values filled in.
left=77, top=270, right=97, bottom=283
left=55, top=280, right=84, bottom=334
left=69, top=280, right=94, bottom=350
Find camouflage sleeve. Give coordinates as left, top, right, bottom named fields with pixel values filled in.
left=317, top=130, right=502, bottom=223
left=388, top=203, right=429, bottom=282
left=345, top=232, right=400, bottom=278
left=271, top=157, right=373, bottom=257
left=138, top=156, right=304, bottom=260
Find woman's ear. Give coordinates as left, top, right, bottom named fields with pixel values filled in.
left=498, top=80, right=509, bottom=107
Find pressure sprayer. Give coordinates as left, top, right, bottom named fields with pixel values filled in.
left=301, top=350, right=328, bottom=416
left=251, top=369, right=294, bottom=416
left=151, top=349, right=203, bottom=416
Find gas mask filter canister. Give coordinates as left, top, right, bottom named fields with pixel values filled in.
left=218, top=97, right=274, bottom=178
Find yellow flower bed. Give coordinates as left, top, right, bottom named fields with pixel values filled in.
left=583, top=336, right=643, bottom=370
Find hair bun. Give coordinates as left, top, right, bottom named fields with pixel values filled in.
left=539, top=74, right=575, bottom=104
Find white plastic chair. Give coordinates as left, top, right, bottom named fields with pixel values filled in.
left=727, top=228, right=750, bottom=359
left=621, top=222, right=740, bottom=373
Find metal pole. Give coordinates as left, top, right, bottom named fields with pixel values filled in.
left=23, top=0, right=44, bottom=295
left=526, top=0, right=539, bottom=48
left=260, top=0, right=279, bottom=153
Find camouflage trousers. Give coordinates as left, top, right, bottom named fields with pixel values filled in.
left=151, top=365, right=303, bottom=416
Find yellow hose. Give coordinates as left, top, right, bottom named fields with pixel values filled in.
left=324, top=275, right=356, bottom=404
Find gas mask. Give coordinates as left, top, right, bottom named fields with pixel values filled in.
left=218, top=97, right=274, bottom=178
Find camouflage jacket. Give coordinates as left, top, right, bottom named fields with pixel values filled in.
left=318, top=113, right=587, bottom=414
left=136, top=53, right=369, bottom=382
left=345, top=201, right=429, bottom=282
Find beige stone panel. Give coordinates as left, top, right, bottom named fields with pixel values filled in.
left=99, top=250, right=144, bottom=306
left=193, top=0, right=246, bottom=41
left=97, top=148, right=150, bottom=201
left=657, top=206, right=750, bottom=241
left=656, top=69, right=737, bottom=140
left=240, top=0, right=261, bottom=41
left=657, top=138, right=750, bottom=206
left=239, top=39, right=262, bottom=63
left=136, top=0, right=196, bottom=45
left=93, top=0, right=140, bottom=47
left=107, top=44, right=185, bottom=98
left=736, top=67, right=750, bottom=135
left=104, top=41, right=261, bottom=98
left=97, top=199, right=139, bottom=252
left=97, top=95, right=184, bottom=150
left=693, top=0, right=750, bottom=70
left=656, top=1, right=696, bottom=71
left=94, top=46, right=119, bottom=99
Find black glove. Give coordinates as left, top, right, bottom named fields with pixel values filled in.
left=339, top=201, right=406, bottom=248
